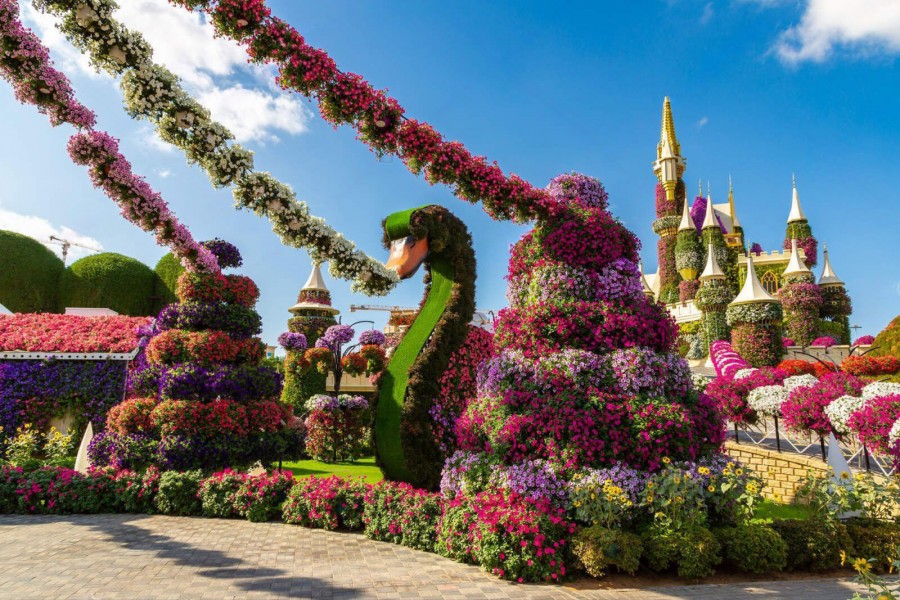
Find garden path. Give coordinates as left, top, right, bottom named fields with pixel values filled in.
left=0, top=515, right=869, bottom=599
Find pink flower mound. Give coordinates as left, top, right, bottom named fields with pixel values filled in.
left=783, top=338, right=796, bottom=348
left=456, top=174, right=725, bottom=473
left=782, top=373, right=864, bottom=437
left=848, top=395, right=900, bottom=454
left=709, top=341, right=750, bottom=378
left=0, top=314, right=150, bottom=353
left=811, top=336, right=837, bottom=348
left=853, top=335, right=875, bottom=346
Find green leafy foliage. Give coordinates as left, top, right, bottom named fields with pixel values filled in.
left=641, top=523, right=722, bottom=579
left=715, top=523, right=787, bottom=573
left=572, top=525, right=642, bottom=577
left=0, top=229, right=64, bottom=313
left=871, top=315, right=900, bottom=359
left=153, top=252, right=183, bottom=312
left=769, top=518, right=853, bottom=571
left=846, top=521, right=900, bottom=573
left=59, top=253, right=155, bottom=316
left=155, top=469, right=203, bottom=516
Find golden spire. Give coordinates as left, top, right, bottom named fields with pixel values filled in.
left=728, top=175, right=741, bottom=228
left=658, top=96, right=681, bottom=158
left=699, top=179, right=703, bottom=198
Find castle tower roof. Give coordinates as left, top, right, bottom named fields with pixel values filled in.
left=729, top=175, right=741, bottom=229
left=678, top=197, right=694, bottom=232
left=788, top=174, right=807, bottom=223
left=653, top=97, right=686, bottom=193
left=731, top=254, right=777, bottom=305
left=639, top=261, right=656, bottom=298
left=783, top=238, right=812, bottom=277
left=702, top=187, right=719, bottom=230
left=818, top=242, right=844, bottom=287
left=289, top=261, right=340, bottom=316
left=658, top=97, right=681, bottom=158
left=699, top=242, right=726, bottom=281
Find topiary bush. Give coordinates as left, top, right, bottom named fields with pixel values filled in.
left=0, top=229, right=64, bottom=313
left=59, top=253, right=155, bottom=316
left=871, top=315, right=900, bottom=359
left=153, top=252, right=184, bottom=313
left=715, top=523, right=787, bottom=573
left=770, top=518, right=853, bottom=572
left=155, top=469, right=203, bottom=516
left=572, top=525, right=642, bottom=577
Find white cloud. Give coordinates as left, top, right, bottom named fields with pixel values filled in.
left=772, top=0, right=900, bottom=63
left=698, top=116, right=710, bottom=128
left=157, top=169, right=172, bottom=179
left=0, top=205, right=104, bottom=262
left=23, top=0, right=310, bottom=143
left=700, top=2, right=715, bottom=24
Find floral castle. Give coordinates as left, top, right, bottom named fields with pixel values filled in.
left=642, top=98, right=853, bottom=365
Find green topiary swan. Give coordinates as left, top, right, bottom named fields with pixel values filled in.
left=375, top=205, right=476, bottom=489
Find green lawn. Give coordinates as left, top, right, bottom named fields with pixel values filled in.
left=753, top=499, right=813, bottom=521
left=281, top=456, right=384, bottom=483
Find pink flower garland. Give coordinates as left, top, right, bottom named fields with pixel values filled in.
left=0, top=313, right=149, bottom=353
left=0, top=0, right=216, bottom=273
left=169, top=0, right=555, bottom=223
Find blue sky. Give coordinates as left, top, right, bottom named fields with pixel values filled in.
left=1, top=0, right=898, bottom=344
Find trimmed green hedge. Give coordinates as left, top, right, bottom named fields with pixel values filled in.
left=153, top=252, right=183, bottom=312
left=59, top=253, right=156, bottom=316
left=0, top=230, right=64, bottom=313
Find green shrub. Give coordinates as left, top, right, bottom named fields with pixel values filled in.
left=770, top=518, right=853, bottom=571
left=871, top=315, right=900, bottom=359
left=232, top=471, right=294, bottom=523
left=0, top=230, right=64, bottom=313
left=846, top=520, right=900, bottom=572
left=364, top=481, right=442, bottom=552
left=155, top=470, right=203, bottom=516
left=715, top=523, right=787, bottom=573
left=572, top=525, right=642, bottom=577
left=198, top=470, right=246, bottom=518
left=114, top=467, right=160, bottom=513
left=59, top=253, right=155, bottom=316
left=153, top=252, right=183, bottom=312
left=642, top=524, right=721, bottom=580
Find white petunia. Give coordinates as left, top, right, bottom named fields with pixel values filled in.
left=784, top=374, right=819, bottom=391
left=862, top=382, right=900, bottom=400
left=825, top=395, right=867, bottom=435
left=734, top=368, right=758, bottom=380
left=747, top=385, right=789, bottom=417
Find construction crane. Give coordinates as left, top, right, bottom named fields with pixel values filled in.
left=349, top=304, right=415, bottom=313
left=48, top=235, right=102, bottom=265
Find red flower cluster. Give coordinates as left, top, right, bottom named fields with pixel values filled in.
left=0, top=314, right=149, bottom=353
left=776, top=360, right=817, bottom=376
left=283, top=475, right=367, bottom=530
left=107, top=397, right=157, bottom=435
left=146, top=329, right=264, bottom=365
left=841, top=356, right=900, bottom=377
left=144, top=398, right=283, bottom=437
left=176, top=272, right=260, bottom=308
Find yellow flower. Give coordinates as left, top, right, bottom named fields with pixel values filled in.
left=684, top=472, right=693, bottom=479
left=735, top=469, right=744, bottom=476
left=840, top=471, right=850, bottom=480
left=590, top=493, right=596, bottom=500
left=673, top=477, right=681, bottom=485
left=646, top=482, right=655, bottom=490
left=876, top=593, right=891, bottom=600
left=840, top=550, right=847, bottom=566
left=707, top=485, right=715, bottom=492
left=853, top=558, right=871, bottom=573
left=698, top=467, right=710, bottom=475
left=646, top=495, right=655, bottom=503
left=662, top=457, right=671, bottom=464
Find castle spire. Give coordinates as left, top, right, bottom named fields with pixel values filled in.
left=699, top=242, right=726, bottom=281
left=702, top=189, right=718, bottom=230
left=731, top=254, right=777, bottom=305
left=678, top=197, right=694, bottom=231
left=818, top=242, right=844, bottom=287
left=783, top=238, right=811, bottom=276
left=788, top=173, right=807, bottom=223
left=653, top=97, right=686, bottom=200
left=289, top=261, right=340, bottom=316
left=728, top=175, right=741, bottom=228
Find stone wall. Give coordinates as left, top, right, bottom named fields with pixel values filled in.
left=724, top=441, right=828, bottom=503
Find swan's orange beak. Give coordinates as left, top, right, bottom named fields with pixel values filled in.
left=386, top=236, right=429, bottom=280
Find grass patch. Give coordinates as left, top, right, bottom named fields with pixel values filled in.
left=281, top=456, right=383, bottom=483
left=753, top=499, right=813, bottom=521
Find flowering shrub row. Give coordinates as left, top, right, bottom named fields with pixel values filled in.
left=175, top=272, right=260, bottom=307
left=145, top=329, right=264, bottom=365
left=303, top=395, right=370, bottom=462
left=0, top=314, right=149, bottom=353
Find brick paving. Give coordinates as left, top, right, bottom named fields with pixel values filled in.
left=0, top=514, right=869, bottom=599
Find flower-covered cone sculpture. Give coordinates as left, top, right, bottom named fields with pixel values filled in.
left=92, top=240, right=305, bottom=471
left=456, top=174, right=724, bottom=474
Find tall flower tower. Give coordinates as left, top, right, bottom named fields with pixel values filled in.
left=818, top=244, right=852, bottom=344
left=695, top=242, right=732, bottom=353
left=726, top=254, right=784, bottom=366
left=675, top=197, right=702, bottom=302
left=777, top=239, right=822, bottom=346
left=282, top=262, right=340, bottom=409
left=652, top=97, right=688, bottom=304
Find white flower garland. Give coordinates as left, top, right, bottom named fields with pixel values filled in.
left=783, top=374, right=819, bottom=392
left=862, top=382, right=900, bottom=401
left=32, top=0, right=398, bottom=295
left=747, top=385, right=788, bottom=417
left=825, top=395, right=867, bottom=436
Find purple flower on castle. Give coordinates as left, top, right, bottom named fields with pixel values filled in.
left=278, top=331, right=307, bottom=351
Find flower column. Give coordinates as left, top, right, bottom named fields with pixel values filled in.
left=694, top=243, right=732, bottom=355
left=726, top=255, right=784, bottom=367
left=817, top=243, right=852, bottom=344
left=674, top=198, right=702, bottom=302
left=777, top=239, right=822, bottom=346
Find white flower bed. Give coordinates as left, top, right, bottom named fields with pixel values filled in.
left=747, top=385, right=789, bottom=417
left=734, top=368, right=758, bottom=380
left=825, top=395, right=867, bottom=435
left=783, top=374, right=819, bottom=391
left=862, top=382, right=900, bottom=400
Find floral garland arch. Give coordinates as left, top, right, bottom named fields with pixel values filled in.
left=29, top=0, right=398, bottom=296
left=0, top=0, right=218, bottom=273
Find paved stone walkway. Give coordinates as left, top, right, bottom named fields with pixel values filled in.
left=0, top=514, right=870, bottom=599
